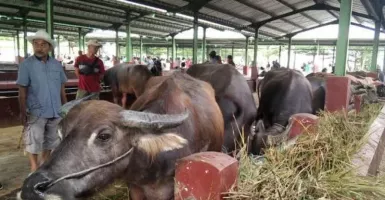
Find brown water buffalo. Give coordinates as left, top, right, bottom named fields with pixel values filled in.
left=186, top=64, right=257, bottom=154
left=18, top=71, right=224, bottom=200
left=103, top=62, right=162, bottom=109
left=251, top=68, right=313, bottom=155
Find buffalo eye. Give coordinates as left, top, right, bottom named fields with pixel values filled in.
left=97, top=130, right=112, bottom=142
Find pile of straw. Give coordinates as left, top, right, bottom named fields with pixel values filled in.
left=226, top=103, right=385, bottom=200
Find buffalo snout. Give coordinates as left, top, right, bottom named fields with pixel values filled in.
left=19, top=171, right=66, bottom=200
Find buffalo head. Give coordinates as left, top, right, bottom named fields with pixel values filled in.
left=18, top=100, right=189, bottom=200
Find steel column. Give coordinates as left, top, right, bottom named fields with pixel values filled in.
left=371, top=21, right=381, bottom=71
left=253, top=28, right=259, bottom=67
left=287, top=37, right=292, bottom=68
left=245, top=36, right=249, bottom=66
left=279, top=45, right=281, bottom=63
left=139, top=36, right=143, bottom=63
left=202, top=27, right=207, bottom=62
left=126, top=23, right=132, bottom=62
left=332, top=45, right=336, bottom=64
left=56, top=35, right=60, bottom=58
left=172, top=35, right=176, bottom=64
left=78, top=28, right=82, bottom=51
left=192, top=12, right=198, bottom=64
left=16, top=30, right=20, bottom=57
left=231, top=44, right=234, bottom=56
left=23, top=17, right=28, bottom=58
left=115, top=28, right=119, bottom=59
left=46, top=0, right=54, bottom=57
left=335, top=0, right=353, bottom=76
left=82, top=34, right=85, bottom=52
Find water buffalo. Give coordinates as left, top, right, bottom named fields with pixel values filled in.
left=18, top=70, right=224, bottom=200
left=186, top=63, right=257, bottom=154
left=103, top=62, right=162, bottom=109
left=251, top=68, right=313, bottom=155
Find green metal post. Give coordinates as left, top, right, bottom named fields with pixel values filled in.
left=332, top=45, right=336, bottom=64
left=82, top=34, right=85, bottom=52
left=231, top=44, right=234, bottom=56
left=245, top=36, right=249, bottom=66
left=202, top=27, right=207, bottom=62
left=287, top=37, right=292, bottom=68
left=167, top=46, right=169, bottom=60
left=334, top=0, right=353, bottom=76
left=370, top=21, right=380, bottom=72
left=279, top=45, right=281, bottom=63
left=115, top=28, right=119, bottom=59
left=192, top=12, right=198, bottom=64
left=78, top=28, right=82, bottom=51
left=46, top=0, right=54, bottom=57
left=23, top=17, right=28, bottom=58
left=139, top=36, right=143, bottom=63
left=126, top=23, right=132, bottom=62
left=16, top=30, right=20, bottom=57
left=253, top=28, right=259, bottom=67
left=56, top=35, right=60, bottom=58
left=172, top=35, right=176, bottom=64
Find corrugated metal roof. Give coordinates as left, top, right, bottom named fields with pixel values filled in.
left=0, top=0, right=381, bottom=41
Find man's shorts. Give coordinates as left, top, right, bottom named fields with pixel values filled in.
left=76, top=89, right=100, bottom=100
left=24, top=115, right=61, bottom=154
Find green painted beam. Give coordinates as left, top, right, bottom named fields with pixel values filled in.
left=78, top=27, right=82, bottom=51
left=46, top=0, right=54, bottom=57
left=370, top=21, right=380, bottom=72
left=16, top=30, right=20, bottom=57
left=126, top=23, right=132, bottom=62
left=172, top=35, right=176, bottom=64
left=139, top=36, right=143, bottom=62
left=192, top=12, right=198, bottom=64
left=115, top=28, right=119, bottom=58
left=23, top=17, right=27, bottom=58
left=245, top=36, right=249, bottom=66
left=287, top=36, right=292, bottom=68
left=253, top=28, right=259, bottom=67
left=334, top=0, right=353, bottom=76
left=202, top=27, right=206, bottom=62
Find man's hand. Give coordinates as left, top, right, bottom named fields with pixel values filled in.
left=20, top=112, right=27, bottom=127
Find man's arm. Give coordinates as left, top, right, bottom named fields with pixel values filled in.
left=60, top=66, right=68, bottom=105
left=74, top=57, right=80, bottom=78
left=60, top=84, right=67, bottom=105
left=18, top=86, right=28, bottom=126
left=99, top=59, right=106, bottom=80
left=16, top=62, right=30, bottom=126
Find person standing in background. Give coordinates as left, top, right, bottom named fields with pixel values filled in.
left=16, top=30, right=67, bottom=172
left=227, top=55, right=235, bottom=66
left=74, top=40, right=105, bottom=100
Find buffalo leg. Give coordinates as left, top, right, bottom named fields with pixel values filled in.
left=129, top=185, right=146, bottom=200
left=122, top=92, right=127, bottom=109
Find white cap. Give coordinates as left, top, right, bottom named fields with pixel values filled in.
left=26, top=30, right=56, bottom=48
left=86, top=39, right=102, bottom=47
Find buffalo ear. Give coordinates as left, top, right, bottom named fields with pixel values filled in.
left=134, top=133, right=188, bottom=158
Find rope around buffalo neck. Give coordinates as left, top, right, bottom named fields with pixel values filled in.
left=44, top=147, right=134, bottom=189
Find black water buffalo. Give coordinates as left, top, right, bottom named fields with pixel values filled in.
left=307, top=76, right=326, bottom=113
left=186, top=63, right=257, bottom=154
left=251, top=68, right=313, bottom=154
left=18, top=70, right=224, bottom=200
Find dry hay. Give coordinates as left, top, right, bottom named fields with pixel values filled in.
left=226, top=103, right=385, bottom=200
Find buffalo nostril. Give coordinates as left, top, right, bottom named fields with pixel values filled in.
left=33, top=180, right=53, bottom=195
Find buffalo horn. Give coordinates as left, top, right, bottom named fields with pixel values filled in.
left=59, top=93, right=98, bottom=117
left=120, top=110, right=189, bottom=130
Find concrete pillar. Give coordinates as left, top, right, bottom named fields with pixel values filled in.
left=126, top=23, right=132, bottom=62
left=202, top=27, right=207, bottom=62
left=46, top=0, right=54, bottom=57
left=287, top=37, right=292, bottom=68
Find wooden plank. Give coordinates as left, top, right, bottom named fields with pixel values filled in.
left=352, top=105, right=385, bottom=176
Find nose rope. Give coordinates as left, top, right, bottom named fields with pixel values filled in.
left=45, top=147, right=133, bottom=189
